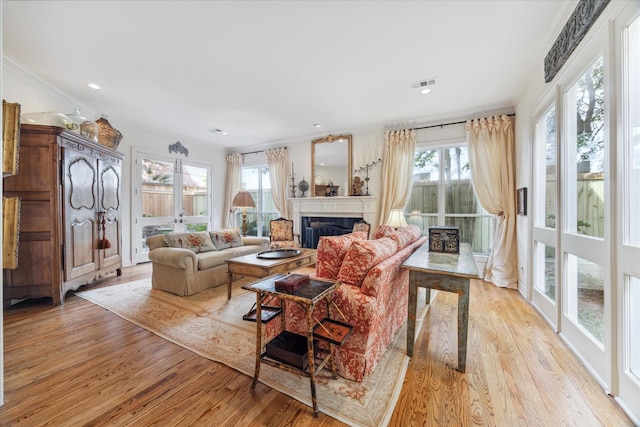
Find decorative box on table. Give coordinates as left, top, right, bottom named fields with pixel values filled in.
left=428, top=226, right=460, bottom=254
left=265, top=330, right=312, bottom=371
left=274, top=273, right=309, bottom=292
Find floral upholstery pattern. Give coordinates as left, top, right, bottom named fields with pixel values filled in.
left=209, top=228, right=243, bottom=250
left=281, top=225, right=427, bottom=381
left=315, top=231, right=367, bottom=280
left=269, top=217, right=301, bottom=250
left=337, top=237, right=397, bottom=287
left=164, top=232, right=217, bottom=253
left=372, top=224, right=394, bottom=239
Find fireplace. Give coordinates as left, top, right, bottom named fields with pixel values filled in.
left=289, top=196, right=376, bottom=248
left=301, top=216, right=362, bottom=248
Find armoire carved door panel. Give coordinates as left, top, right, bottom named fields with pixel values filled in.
left=98, top=160, right=122, bottom=270
left=63, top=149, right=98, bottom=281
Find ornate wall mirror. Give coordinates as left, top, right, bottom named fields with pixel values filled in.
left=311, top=134, right=352, bottom=197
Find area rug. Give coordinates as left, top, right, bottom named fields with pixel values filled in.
left=75, top=278, right=429, bottom=427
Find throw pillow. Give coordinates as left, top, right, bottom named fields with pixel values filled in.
left=372, top=224, right=394, bottom=239
left=337, top=237, right=397, bottom=287
left=164, top=232, right=217, bottom=253
left=315, top=232, right=366, bottom=280
left=210, top=228, right=243, bottom=250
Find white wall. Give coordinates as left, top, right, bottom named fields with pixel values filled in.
left=2, top=59, right=227, bottom=268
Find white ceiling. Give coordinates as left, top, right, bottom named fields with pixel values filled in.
left=2, top=1, right=567, bottom=150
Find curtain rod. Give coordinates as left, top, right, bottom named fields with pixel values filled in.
left=411, top=113, right=515, bottom=131
left=240, top=146, right=287, bottom=156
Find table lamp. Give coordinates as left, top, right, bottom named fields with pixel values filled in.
left=386, top=209, right=407, bottom=229
left=232, top=191, right=256, bottom=236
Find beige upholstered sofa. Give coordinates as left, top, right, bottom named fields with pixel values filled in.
left=146, top=229, right=269, bottom=296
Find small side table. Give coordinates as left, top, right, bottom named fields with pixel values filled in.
left=401, top=242, right=479, bottom=372
left=242, top=274, right=340, bottom=417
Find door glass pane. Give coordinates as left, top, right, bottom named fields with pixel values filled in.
left=141, top=223, right=175, bottom=253
left=141, top=158, right=174, bottom=217
left=182, top=164, right=208, bottom=217
left=566, top=254, right=604, bottom=343
left=628, top=15, right=640, bottom=245
left=535, top=242, right=556, bottom=301
left=629, top=276, right=640, bottom=381
left=569, top=57, right=605, bottom=238
left=542, top=106, right=557, bottom=228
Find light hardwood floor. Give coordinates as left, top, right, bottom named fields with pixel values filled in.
left=1, top=263, right=634, bottom=426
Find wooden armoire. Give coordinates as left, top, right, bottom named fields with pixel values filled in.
left=3, top=124, right=124, bottom=305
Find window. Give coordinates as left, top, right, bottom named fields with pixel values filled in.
left=566, top=56, right=605, bottom=238
left=406, top=144, right=494, bottom=254
left=537, top=105, right=557, bottom=229
left=237, top=166, right=279, bottom=237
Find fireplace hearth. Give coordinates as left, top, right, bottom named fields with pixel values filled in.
left=289, top=196, right=376, bottom=248
left=301, top=217, right=362, bottom=248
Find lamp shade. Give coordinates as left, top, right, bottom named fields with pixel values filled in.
left=232, top=191, right=256, bottom=208
left=387, top=209, right=407, bottom=228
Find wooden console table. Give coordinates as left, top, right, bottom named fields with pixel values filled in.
left=401, top=242, right=479, bottom=372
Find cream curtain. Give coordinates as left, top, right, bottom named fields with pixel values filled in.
left=223, top=153, right=243, bottom=228
left=466, top=115, right=517, bottom=288
left=378, top=129, right=416, bottom=225
left=266, top=147, right=289, bottom=217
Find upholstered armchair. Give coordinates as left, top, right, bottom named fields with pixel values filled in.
left=269, top=217, right=301, bottom=250
left=352, top=220, right=370, bottom=238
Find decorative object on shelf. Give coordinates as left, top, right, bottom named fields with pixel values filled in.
left=297, top=177, right=309, bottom=197
left=428, top=226, right=460, bottom=254
left=168, top=140, right=189, bottom=157
left=290, top=162, right=296, bottom=198
left=232, top=190, right=256, bottom=236
left=20, top=111, right=78, bottom=131
left=386, top=209, right=407, bottom=229
left=353, top=158, right=381, bottom=196
left=95, top=115, right=123, bottom=149
left=2, top=100, right=21, bottom=177
left=516, top=187, right=527, bottom=216
left=274, top=273, right=310, bottom=292
left=544, top=0, right=610, bottom=83
left=324, top=182, right=337, bottom=197
left=79, top=121, right=99, bottom=142
left=67, top=108, right=98, bottom=142
left=352, top=176, right=363, bottom=196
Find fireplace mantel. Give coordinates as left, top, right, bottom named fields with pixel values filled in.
left=289, top=196, right=376, bottom=236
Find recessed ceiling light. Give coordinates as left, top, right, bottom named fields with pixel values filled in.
left=213, top=128, right=229, bottom=136
left=87, top=82, right=102, bottom=90
left=411, top=77, right=436, bottom=95
left=313, top=124, right=321, bottom=128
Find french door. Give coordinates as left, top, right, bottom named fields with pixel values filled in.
left=531, top=4, right=640, bottom=421
left=132, top=149, right=212, bottom=264
left=615, top=4, right=640, bottom=419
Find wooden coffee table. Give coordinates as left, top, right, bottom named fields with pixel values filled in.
left=225, top=248, right=317, bottom=299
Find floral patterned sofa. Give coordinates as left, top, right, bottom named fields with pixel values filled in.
left=146, top=228, right=269, bottom=296
left=279, top=224, right=427, bottom=381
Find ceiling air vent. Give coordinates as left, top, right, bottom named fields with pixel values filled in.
left=410, top=78, right=436, bottom=89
